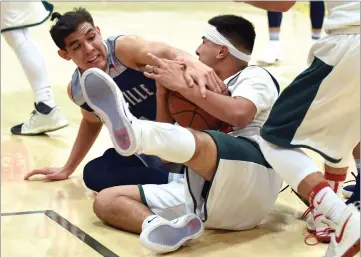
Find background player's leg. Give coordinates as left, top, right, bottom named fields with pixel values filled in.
left=259, top=139, right=347, bottom=223
left=310, top=1, right=325, bottom=40
left=2, top=29, right=68, bottom=135
left=258, top=11, right=282, bottom=65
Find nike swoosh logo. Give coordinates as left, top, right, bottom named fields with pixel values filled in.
left=316, top=192, right=327, bottom=205
left=147, top=217, right=157, bottom=223
left=314, top=214, right=323, bottom=220
left=335, top=214, right=352, bottom=244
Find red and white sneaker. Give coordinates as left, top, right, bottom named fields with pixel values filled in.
left=306, top=209, right=333, bottom=243
left=325, top=205, right=360, bottom=257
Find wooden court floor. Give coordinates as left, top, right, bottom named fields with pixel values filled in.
left=1, top=3, right=359, bottom=257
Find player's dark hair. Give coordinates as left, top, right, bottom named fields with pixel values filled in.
left=50, top=7, right=95, bottom=50
left=208, top=15, right=256, bottom=54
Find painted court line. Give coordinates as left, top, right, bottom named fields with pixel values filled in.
left=1, top=210, right=119, bottom=257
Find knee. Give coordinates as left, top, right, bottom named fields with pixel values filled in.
left=93, top=189, right=113, bottom=222
left=2, top=30, right=25, bottom=50
left=83, top=161, right=100, bottom=192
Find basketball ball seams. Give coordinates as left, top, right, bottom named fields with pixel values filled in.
left=189, top=106, right=198, bottom=127
left=168, top=91, right=222, bottom=130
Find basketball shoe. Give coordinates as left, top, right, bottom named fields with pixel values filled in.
left=324, top=204, right=360, bottom=257
left=140, top=213, right=204, bottom=253
left=11, top=102, right=68, bottom=135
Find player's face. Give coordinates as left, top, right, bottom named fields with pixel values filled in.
left=195, top=37, right=220, bottom=68
left=59, top=22, right=107, bottom=73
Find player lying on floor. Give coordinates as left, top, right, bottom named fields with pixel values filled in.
left=80, top=15, right=283, bottom=253
left=24, top=7, right=224, bottom=190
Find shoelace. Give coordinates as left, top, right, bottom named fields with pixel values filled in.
left=302, top=207, right=335, bottom=246
left=343, top=171, right=357, bottom=186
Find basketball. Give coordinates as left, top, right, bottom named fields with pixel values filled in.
left=168, top=91, right=224, bottom=130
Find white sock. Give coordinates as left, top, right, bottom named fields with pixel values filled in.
left=135, top=120, right=196, bottom=164
left=312, top=186, right=346, bottom=224
left=324, top=172, right=346, bottom=197
left=312, top=32, right=321, bottom=40
left=2, top=29, right=55, bottom=108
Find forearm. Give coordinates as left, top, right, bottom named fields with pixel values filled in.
left=156, top=91, right=174, bottom=123
left=147, top=41, right=193, bottom=64
left=180, top=87, right=240, bottom=127
left=63, top=118, right=103, bottom=171
left=242, top=1, right=296, bottom=12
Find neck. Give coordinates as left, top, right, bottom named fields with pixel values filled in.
left=215, top=60, right=247, bottom=80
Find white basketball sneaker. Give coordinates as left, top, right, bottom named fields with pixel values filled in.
left=257, top=40, right=283, bottom=66
left=80, top=68, right=138, bottom=156
left=140, top=213, right=204, bottom=253
left=325, top=205, right=360, bottom=257
left=11, top=103, right=68, bottom=135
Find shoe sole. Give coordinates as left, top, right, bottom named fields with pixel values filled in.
left=306, top=228, right=331, bottom=243
left=81, top=68, right=136, bottom=156
left=342, top=239, right=360, bottom=257
left=11, top=123, right=69, bottom=136
left=140, top=214, right=204, bottom=253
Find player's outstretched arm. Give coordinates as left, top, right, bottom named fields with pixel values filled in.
left=114, top=36, right=225, bottom=97
left=144, top=55, right=256, bottom=128
left=24, top=84, right=103, bottom=181
left=240, top=1, right=296, bottom=12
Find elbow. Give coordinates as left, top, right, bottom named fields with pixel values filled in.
left=230, top=111, right=250, bottom=129
left=280, top=1, right=296, bottom=12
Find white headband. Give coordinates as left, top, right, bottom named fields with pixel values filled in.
left=204, top=24, right=251, bottom=62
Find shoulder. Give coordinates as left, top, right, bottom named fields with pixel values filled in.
left=236, top=66, right=279, bottom=91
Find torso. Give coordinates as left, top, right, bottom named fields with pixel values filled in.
left=70, top=35, right=157, bottom=121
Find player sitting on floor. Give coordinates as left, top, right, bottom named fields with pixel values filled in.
left=81, top=14, right=283, bottom=253
left=24, top=7, right=224, bottom=189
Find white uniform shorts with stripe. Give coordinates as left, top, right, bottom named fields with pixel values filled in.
left=1, top=1, right=53, bottom=33
left=139, top=131, right=283, bottom=231
left=261, top=32, right=360, bottom=167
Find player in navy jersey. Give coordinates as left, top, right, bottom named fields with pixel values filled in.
left=24, top=7, right=225, bottom=190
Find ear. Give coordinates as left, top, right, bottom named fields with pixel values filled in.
left=216, top=46, right=229, bottom=60
left=58, top=49, right=71, bottom=61
left=96, top=26, right=101, bottom=36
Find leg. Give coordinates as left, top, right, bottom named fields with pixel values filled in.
left=267, top=11, right=282, bottom=40
left=2, top=29, right=54, bottom=107
left=81, top=68, right=217, bottom=181
left=93, top=185, right=152, bottom=233
left=310, top=1, right=325, bottom=40
left=2, top=29, right=68, bottom=135
left=257, top=11, right=283, bottom=65
left=83, top=148, right=169, bottom=192
left=260, top=34, right=360, bottom=256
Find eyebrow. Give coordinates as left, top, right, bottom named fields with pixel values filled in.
left=69, top=28, right=95, bottom=47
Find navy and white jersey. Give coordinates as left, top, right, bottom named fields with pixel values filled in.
left=70, top=35, right=157, bottom=121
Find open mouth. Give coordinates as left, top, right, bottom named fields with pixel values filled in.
left=88, top=55, right=100, bottom=63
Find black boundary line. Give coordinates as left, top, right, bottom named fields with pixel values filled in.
left=1, top=209, right=119, bottom=257
left=1, top=210, right=45, bottom=216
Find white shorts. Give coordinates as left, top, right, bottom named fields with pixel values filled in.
left=261, top=32, right=360, bottom=168
left=1, top=1, right=53, bottom=33
left=139, top=131, right=283, bottom=231
left=139, top=178, right=186, bottom=221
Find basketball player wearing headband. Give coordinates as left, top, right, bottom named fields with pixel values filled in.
left=24, top=8, right=224, bottom=189
left=81, top=15, right=282, bottom=253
